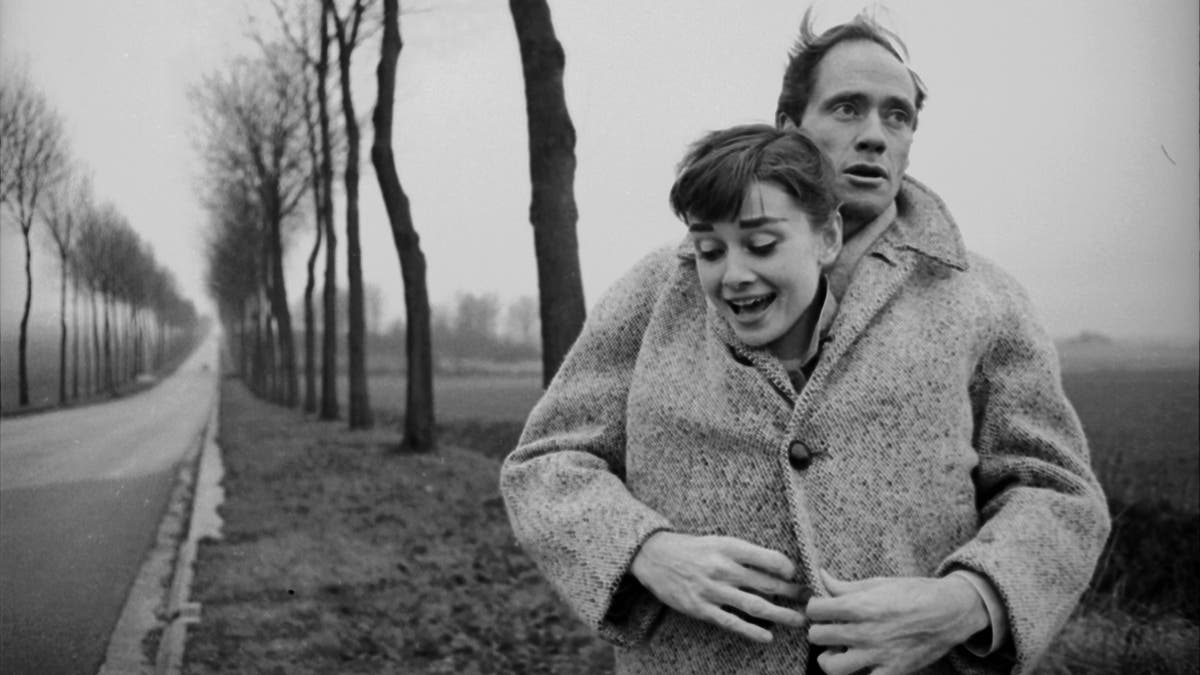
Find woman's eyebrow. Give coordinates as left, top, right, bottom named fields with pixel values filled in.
left=738, top=216, right=786, bottom=229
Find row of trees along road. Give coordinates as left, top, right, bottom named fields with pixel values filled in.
left=200, top=0, right=584, bottom=452
left=0, top=66, right=200, bottom=409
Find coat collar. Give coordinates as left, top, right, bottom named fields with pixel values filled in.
left=875, top=176, right=970, bottom=272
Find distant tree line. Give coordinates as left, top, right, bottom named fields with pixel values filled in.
left=200, top=0, right=582, bottom=452
left=0, top=65, right=199, bottom=409
left=291, top=288, right=539, bottom=368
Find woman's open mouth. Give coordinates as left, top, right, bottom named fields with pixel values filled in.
left=726, top=293, right=776, bottom=316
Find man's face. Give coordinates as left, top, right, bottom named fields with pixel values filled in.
left=791, top=40, right=917, bottom=232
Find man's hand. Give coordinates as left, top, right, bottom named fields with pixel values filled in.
left=629, top=531, right=807, bottom=643
left=807, top=570, right=989, bottom=675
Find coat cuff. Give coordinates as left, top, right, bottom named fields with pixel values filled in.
left=948, top=570, right=1010, bottom=656
left=599, top=526, right=674, bottom=645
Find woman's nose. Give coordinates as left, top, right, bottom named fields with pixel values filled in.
left=722, top=253, right=755, bottom=287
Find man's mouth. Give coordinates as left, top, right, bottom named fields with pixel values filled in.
left=726, top=293, right=776, bottom=316
left=844, top=164, right=888, bottom=185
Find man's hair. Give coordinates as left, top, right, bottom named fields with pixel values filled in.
left=669, top=124, right=839, bottom=227
left=776, top=7, right=928, bottom=128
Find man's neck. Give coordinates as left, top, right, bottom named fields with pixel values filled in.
left=828, top=201, right=898, bottom=300
left=843, top=201, right=898, bottom=243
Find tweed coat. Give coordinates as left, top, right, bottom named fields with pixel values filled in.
left=500, top=178, right=1110, bottom=674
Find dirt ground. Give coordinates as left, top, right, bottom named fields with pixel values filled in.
left=184, top=380, right=612, bottom=674
left=185, top=378, right=1197, bottom=674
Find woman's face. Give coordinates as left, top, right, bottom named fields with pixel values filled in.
left=687, top=181, right=841, bottom=360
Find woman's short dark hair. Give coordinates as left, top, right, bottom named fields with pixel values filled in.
left=669, top=124, right=839, bottom=227
left=776, top=8, right=927, bottom=129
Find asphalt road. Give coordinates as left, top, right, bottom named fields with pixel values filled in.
left=0, top=334, right=218, bottom=675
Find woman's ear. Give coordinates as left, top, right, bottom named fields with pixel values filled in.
left=819, top=211, right=843, bottom=267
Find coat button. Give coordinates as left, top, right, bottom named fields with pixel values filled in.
left=788, top=441, right=812, bottom=470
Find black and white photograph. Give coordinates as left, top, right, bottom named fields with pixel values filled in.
left=1, top=1, right=1196, bottom=673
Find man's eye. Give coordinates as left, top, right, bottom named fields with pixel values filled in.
left=831, top=102, right=858, bottom=119
left=886, top=108, right=913, bottom=127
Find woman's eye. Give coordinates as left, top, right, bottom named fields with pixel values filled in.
left=695, top=245, right=724, bottom=262
left=747, top=241, right=777, bottom=257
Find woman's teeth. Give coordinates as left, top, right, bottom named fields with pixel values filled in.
left=727, top=294, right=774, bottom=315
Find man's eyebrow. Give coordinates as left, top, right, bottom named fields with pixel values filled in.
left=738, top=216, right=785, bottom=229
left=824, top=91, right=867, bottom=107
left=885, top=95, right=916, bottom=115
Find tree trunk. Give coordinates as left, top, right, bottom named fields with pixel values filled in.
left=72, top=273, right=80, bottom=400
left=302, top=56, right=325, bottom=416
left=371, top=0, right=435, bottom=451
left=509, top=0, right=586, bottom=387
left=318, top=6, right=340, bottom=421
left=18, top=229, right=33, bottom=406
left=57, top=252, right=67, bottom=404
left=266, top=206, right=299, bottom=407
left=103, top=292, right=114, bottom=395
left=239, top=302, right=249, bottom=380
left=90, top=288, right=100, bottom=395
left=303, top=215, right=322, bottom=413
left=330, top=0, right=373, bottom=429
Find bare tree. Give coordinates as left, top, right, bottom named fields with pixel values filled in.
left=0, top=67, right=69, bottom=406
left=194, top=52, right=309, bottom=406
left=370, top=0, right=434, bottom=450
left=205, top=192, right=262, bottom=383
left=269, top=0, right=334, bottom=416
left=42, top=169, right=91, bottom=404
left=326, top=0, right=377, bottom=429
left=508, top=0, right=586, bottom=387
left=504, top=294, right=540, bottom=348
left=316, top=3, right=341, bottom=421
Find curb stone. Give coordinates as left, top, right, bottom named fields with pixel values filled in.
left=97, top=364, right=225, bottom=675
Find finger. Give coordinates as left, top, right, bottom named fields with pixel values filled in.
left=701, top=603, right=775, bottom=643
left=806, top=595, right=866, bottom=623
left=718, top=587, right=807, bottom=628
left=820, top=568, right=889, bottom=596
left=719, top=537, right=797, bottom=580
left=729, top=565, right=806, bottom=600
left=806, top=620, right=865, bottom=647
left=817, top=646, right=876, bottom=675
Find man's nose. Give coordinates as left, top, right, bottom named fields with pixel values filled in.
left=854, top=111, right=887, bottom=154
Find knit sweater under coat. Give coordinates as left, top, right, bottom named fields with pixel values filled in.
left=500, top=178, right=1110, bottom=674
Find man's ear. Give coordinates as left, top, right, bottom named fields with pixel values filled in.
left=820, top=211, right=843, bottom=266
left=776, top=112, right=798, bottom=130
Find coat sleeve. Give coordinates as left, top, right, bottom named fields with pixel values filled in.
left=938, top=263, right=1111, bottom=673
left=499, top=245, right=679, bottom=647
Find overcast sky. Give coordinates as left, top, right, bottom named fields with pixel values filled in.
left=2, top=0, right=1197, bottom=342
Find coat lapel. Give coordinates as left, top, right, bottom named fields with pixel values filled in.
left=807, top=178, right=970, bottom=387
left=809, top=248, right=913, bottom=383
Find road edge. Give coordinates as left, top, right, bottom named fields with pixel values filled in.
left=96, top=370, right=225, bottom=675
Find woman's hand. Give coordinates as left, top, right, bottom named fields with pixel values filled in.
left=807, top=570, right=989, bottom=675
left=629, top=531, right=808, bottom=642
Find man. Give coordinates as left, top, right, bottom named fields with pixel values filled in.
left=501, top=9, right=1110, bottom=674
left=768, top=10, right=1110, bottom=673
